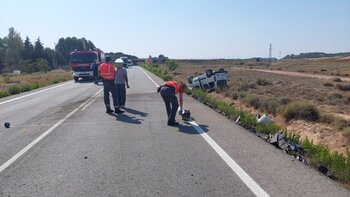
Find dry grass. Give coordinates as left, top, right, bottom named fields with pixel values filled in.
left=170, top=57, right=350, bottom=154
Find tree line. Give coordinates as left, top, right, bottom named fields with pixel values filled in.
left=0, top=27, right=96, bottom=74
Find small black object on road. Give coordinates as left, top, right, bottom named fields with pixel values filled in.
left=4, top=122, right=10, bottom=128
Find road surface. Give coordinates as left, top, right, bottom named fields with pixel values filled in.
left=0, top=66, right=349, bottom=196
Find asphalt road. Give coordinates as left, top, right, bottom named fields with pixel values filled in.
left=0, top=66, right=349, bottom=197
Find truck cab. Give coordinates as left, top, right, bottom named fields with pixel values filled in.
left=70, top=49, right=105, bottom=82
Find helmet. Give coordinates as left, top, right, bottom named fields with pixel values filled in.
left=115, top=58, right=124, bottom=64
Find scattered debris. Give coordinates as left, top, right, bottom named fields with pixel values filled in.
left=256, top=114, right=274, bottom=124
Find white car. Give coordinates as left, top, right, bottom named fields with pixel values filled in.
left=127, top=59, right=133, bottom=67
left=188, top=69, right=228, bottom=92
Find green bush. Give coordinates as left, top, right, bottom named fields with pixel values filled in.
left=256, top=123, right=280, bottom=134
left=165, top=59, right=178, bottom=71
left=0, top=90, right=10, bottom=98
left=303, top=138, right=350, bottom=183
left=282, top=102, right=320, bottom=121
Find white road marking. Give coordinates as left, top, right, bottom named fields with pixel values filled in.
left=0, top=89, right=101, bottom=173
left=81, top=89, right=103, bottom=110
left=189, top=121, right=269, bottom=197
left=0, top=81, right=73, bottom=106
left=140, top=66, right=270, bottom=197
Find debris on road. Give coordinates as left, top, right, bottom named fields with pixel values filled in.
left=4, top=122, right=10, bottom=128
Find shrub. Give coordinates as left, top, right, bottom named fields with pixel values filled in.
left=323, top=82, right=334, bottom=87
left=334, top=119, right=350, bottom=130
left=243, top=95, right=261, bottom=109
left=262, top=98, right=281, bottom=115
left=165, top=59, right=178, bottom=71
left=336, top=84, right=350, bottom=91
left=282, top=102, right=320, bottom=121
left=0, top=90, right=10, bottom=98
left=333, top=78, right=343, bottom=82
left=256, top=78, right=271, bottom=86
left=280, top=97, right=292, bottom=105
left=7, top=86, right=21, bottom=95
left=256, top=123, right=280, bottom=134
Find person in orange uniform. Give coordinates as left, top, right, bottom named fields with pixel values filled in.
left=158, top=81, right=184, bottom=126
left=98, top=56, right=124, bottom=114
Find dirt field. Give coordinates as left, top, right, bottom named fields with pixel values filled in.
left=167, top=57, right=350, bottom=155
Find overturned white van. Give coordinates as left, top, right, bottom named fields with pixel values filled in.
left=188, top=69, right=228, bottom=92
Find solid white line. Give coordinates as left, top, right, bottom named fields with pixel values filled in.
left=140, top=66, right=270, bottom=197
left=138, top=67, right=160, bottom=87
left=81, top=89, right=103, bottom=110
left=189, top=121, right=270, bottom=197
left=0, top=89, right=100, bottom=173
left=0, top=81, right=73, bottom=105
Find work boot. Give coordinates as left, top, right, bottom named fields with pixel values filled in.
left=167, top=121, right=179, bottom=126
left=106, top=108, right=114, bottom=113
left=115, top=108, right=125, bottom=114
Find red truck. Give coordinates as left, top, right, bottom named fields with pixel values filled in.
left=69, top=49, right=105, bottom=82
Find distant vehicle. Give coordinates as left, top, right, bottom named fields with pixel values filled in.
left=127, top=59, right=133, bottom=67
left=69, top=49, right=105, bottom=82
left=188, top=69, right=228, bottom=92
left=120, top=56, right=129, bottom=68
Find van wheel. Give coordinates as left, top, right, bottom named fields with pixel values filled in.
left=206, top=69, right=213, bottom=77
left=74, top=77, right=79, bottom=82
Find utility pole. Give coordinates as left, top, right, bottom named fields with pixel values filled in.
left=268, top=43, right=272, bottom=67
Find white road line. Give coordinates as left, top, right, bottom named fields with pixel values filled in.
left=0, top=81, right=73, bottom=106
left=0, top=89, right=101, bottom=173
left=81, top=89, right=103, bottom=110
left=189, top=121, right=269, bottom=197
left=140, top=66, right=270, bottom=197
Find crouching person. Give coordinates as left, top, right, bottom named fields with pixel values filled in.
left=158, top=81, right=185, bottom=126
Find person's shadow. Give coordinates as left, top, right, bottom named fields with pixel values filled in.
left=124, top=107, right=148, bottom=117
left=177, top=121, right=209, bottom=135
left=108, top=111, right=144, bottom=124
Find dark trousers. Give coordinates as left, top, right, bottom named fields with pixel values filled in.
left=116, top=84, right=126, bottom=106
left=160, top=86, right=178, bottom=123
left=103, top=80, right=118, bottom=110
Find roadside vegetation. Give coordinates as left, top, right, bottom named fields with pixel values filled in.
left=0, top=70, right=71, bottom=98
left=143, top=62, right=350, bottom=187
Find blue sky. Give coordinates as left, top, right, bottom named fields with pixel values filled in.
left=1, top=0, right=349, bottom=59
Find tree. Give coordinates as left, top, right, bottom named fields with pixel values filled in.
left=5, top=27, right=23, bottom=71
left=33, top=37, right=45, bottom=59
left=55, top=37, right=96, bottom=65
left=22, top=36, right=34, bottom=60
left=44, top=48, right=55, bottom=69
left=0, top=38, right=6, bottom=72
left=36, top=58, right=49, bottom=73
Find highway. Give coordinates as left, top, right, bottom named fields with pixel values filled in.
left=0, top=66, right=349, bottom=197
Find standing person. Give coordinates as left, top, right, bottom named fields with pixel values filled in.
left=114, top=58, right=130, bottom=109
left=158, top=81, right=184, bottom=126
left=98, top=56, right=124, bottom=114
left=90, top=60, right=99, bottom=84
